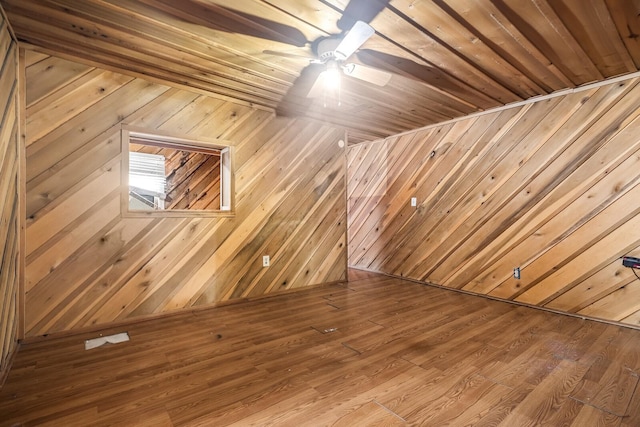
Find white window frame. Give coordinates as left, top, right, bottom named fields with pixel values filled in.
left=121, top=125, right=234, bottom=218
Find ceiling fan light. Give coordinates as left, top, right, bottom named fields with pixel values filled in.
left=324, top=61, right=342, bottom=91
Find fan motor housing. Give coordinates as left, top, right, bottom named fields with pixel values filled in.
left=316, top=38, right=343, bottom=61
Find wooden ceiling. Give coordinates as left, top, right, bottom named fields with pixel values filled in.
left=2, top=0, right=640, bottom=143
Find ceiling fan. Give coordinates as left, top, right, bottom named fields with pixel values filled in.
left=161, top=0, right=417, bottom=113
left=297, top=20, right=392, bottom=100
left=266, top=0, right=395, bottom=114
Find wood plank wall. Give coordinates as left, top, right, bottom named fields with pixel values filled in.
left=164, top=151, right=220, bottom=211
left=348, top=77, right=640, bottom=327
left=0, top=7, right=20, bottom=382
left=24, top=49, right=347, bottom=338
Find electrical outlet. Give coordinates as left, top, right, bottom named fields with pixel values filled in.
left=513, top=267, right=521, bottom=280
left=262, top=255, right=270, bottom=267
left=411, top=197, right=417, bottom=207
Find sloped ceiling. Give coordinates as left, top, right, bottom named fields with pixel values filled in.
left=2, top=0, right=640, bottom=143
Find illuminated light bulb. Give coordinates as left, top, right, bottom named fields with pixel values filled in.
left=324, top=61, right=341, bottom=90
left=322, top=60, right=342, bottom=107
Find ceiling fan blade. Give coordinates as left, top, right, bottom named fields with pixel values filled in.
left=216, top=6, right=308, bottom=47
left=344, top=63, right=392, bottom=86
left=356, top=49, right=439, bottom=83
left=276, top=63, right=325, bottom=116
left=337, top=0, right=391, bottom=31
left=262, top=49, right=314, bottom=61
left=355, top=49, right=493, bottom=108
left=153, top=1, right=308, bottom=47
left=334, top=21, right=374, bottom=60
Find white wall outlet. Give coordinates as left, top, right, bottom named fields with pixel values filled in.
left=263, top=255, right=270, bottom=267
left=411, top=197, right=417, bottom=207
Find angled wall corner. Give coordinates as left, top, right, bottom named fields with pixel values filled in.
left=23, top=51, right=347, bottom=338
left=348, top=76, right=640, bottom=328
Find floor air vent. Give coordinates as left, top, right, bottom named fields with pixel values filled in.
left=84, top=332, right=130, bottom=350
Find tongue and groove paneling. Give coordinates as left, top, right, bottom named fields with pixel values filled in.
left=24, top=49, right=347, bottom=338
left=0, top=7, right=20, bottom=384
left=348, top=76, right=640, bottom=327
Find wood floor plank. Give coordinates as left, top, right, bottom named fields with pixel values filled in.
left=2, top=269, right=640, bottom=426
left=570, top=403, right=623, bottom=427
left=621, top=382, right=640, bottom=427
left=497, top=359, right=591, bottom=426
left=452, top=383, right=530, bottom=426
left=36, top=407, right=99, bottom=427
left=331, top=400, right=406, bottom=426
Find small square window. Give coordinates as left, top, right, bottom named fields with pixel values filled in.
left=121, top=126, right=234, bottom=217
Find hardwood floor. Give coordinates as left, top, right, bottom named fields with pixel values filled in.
left=1, top=269, right=639, bottom=426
